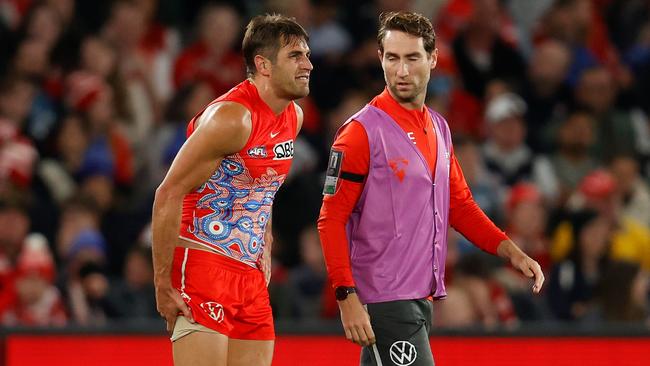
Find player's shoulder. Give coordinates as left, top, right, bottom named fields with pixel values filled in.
left=196, top=101, right=252, bottom=132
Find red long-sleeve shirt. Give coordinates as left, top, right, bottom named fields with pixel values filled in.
left=317, top=89, right=508, bottom=289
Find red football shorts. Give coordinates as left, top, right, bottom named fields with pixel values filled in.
left=171, top=247, right=275, bottom=340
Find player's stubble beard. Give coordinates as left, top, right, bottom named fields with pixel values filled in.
left=386, top=77, right=428, bottom=105
left=271, top=67, right=310, bottom=101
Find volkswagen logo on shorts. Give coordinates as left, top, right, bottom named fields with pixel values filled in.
left=389, top=341, right=417, bottom=366
left=200, top=301, right=225, bottom=323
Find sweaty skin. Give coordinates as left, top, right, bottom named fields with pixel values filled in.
left=153, top=35, right=311, bottom=366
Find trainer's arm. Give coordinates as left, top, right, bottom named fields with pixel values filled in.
left=448, top=151, right=545, bottom=293
left=152, top=102, right=252, bottom=332
left=318, top=121, right=375, bottom=347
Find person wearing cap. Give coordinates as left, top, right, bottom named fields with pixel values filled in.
left=0, top=237, right=68, bottom=326
left=494, top=183, right=552, bottom=320
left=504, top=183, right=550, bottom=273
left=65, top=71, right=134, bottom=188
left=482, top=92, right=535, bottom=188
left=62, top=228, right=111, bottom=325
left=551, top=169, right=650, bottom=271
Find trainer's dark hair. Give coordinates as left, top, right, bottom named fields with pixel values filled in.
left=242, top=14, right=309, bottom=77
left=377, top=11, right=436, bottom=54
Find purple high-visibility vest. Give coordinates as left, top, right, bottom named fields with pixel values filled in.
left=343, top=105, right=452, bottom=304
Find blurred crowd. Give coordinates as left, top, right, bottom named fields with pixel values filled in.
left=0, top=0, right=649, bottom=330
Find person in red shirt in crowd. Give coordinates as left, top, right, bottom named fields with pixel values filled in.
left=318, top=11, right=543, bottom=365
left=0, top=234, right=67, bottom=327
left=65, top=71, right=134, bottom=189
left=504, top=183, right=551, bottom=272
left=153, top=15, right=312, bottom=366
left=173, top=3, right=244, bottom=96
left=493, top=183, right=552, bottom=320
left=0, top=197, right=32, bottom=314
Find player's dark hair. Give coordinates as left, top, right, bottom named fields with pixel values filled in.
left=242, top=14, right=309, bottom=77
left=377, top=11, right=436, bottom=54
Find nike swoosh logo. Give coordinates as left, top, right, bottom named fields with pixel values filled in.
left=270, top=131, right=280, bottom=138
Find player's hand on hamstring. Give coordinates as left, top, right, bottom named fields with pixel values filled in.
left=155, top=283, right=193, bottom=334
left=260, top=247, right=272, bottom=286
left=338, top=293, right=376, bottom=347
left=497, top=239, right=545, bottom=294
left=260, top=231, right=273, bottom=286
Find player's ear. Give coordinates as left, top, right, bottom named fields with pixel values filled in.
left=254, top=55, right=272, bottom=77
left=377, top=49, right=383, bottom=63
left=430, top=48, right=438, bottom=70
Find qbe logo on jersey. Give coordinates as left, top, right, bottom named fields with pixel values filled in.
left=273, top=140, right=294, bottom=160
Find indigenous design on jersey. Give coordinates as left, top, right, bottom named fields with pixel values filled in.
left=179, top=80, right=297, bottom=268
left=183, top=154, right=285, bottom=267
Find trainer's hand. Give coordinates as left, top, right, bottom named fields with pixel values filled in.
left=338, top=293, right=376, bottom=347
left=155, top=283, right=193, bottom=334
left=511, top=253, right=545, bottom=293
left=497, top=239, right=545, bottom=293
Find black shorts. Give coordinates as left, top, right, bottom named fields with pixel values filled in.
left=360, top=299, right=434, bottom=366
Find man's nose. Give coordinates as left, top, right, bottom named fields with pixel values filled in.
left=302, top=56, right=313, bottom=71
left=397, top=62, right=409, bottom=77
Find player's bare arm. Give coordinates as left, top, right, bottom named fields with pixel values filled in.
left=152, top=102, right=252, bottom=334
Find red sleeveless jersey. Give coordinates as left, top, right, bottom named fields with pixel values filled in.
left=179, top=80, right=297, bottom=268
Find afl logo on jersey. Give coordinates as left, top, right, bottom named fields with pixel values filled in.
left=273, top=140, right=294, bottom=160
left=247, top=146, right=267, bottom=158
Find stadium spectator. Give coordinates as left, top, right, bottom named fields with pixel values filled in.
left=482, top=92, right=535, bottom=187
left=532, top=110, right=599, bottom=206
left=547, top=209, right=612, bottom=321
left=0, top=236, right=67, bottom=327
left=608, top=154, right=650, bottom=228
left=172, top=3, right=244, bottom=96
left=106, top=245, right=158, bottom=319
left=521, top=40, right=572, bottom=153
left=593, top=260, right=649, bottom=323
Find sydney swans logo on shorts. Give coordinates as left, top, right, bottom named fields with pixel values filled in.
left=200, top=301, right=225, bottom=323
left=389, top=341, right=417, bottom=366
left=273, top=140, right=294, bottom=160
